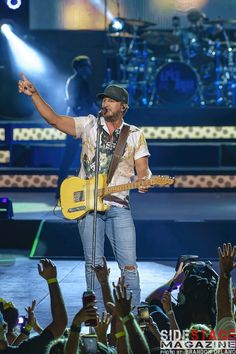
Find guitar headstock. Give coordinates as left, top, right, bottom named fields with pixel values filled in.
left=149, top=175, right=175, bottom=187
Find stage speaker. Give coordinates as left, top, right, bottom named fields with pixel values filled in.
left=0, top=198, right=13, bottom=219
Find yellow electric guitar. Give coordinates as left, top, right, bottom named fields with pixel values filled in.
left=60, top=174, right=175, bottom=220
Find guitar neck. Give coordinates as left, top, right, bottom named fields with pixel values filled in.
left=102, top=176, right=172, bottom=196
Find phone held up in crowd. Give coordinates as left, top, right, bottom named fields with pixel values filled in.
left=82, top=290, right=97, bottom=327
left=137, top=304, right=150, bottom=328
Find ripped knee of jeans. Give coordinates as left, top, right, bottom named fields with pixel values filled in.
left=122, top=265, right=137, bottom=274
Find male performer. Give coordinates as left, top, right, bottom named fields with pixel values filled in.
left=18, top=75, right=152, bottom=311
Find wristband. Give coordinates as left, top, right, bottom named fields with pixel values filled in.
left=121, top=313, right=134, bottom=324
left=115, top=331, right=126, bottom=339
left=25, top=324, right=32, bottom=332
left=21, top=327, right=30, bottom=336
left=47, top=278, right=58, bottom=284
left=166, top=310, right=174, bottom=316
left=70, top=323, right=81, bottom=333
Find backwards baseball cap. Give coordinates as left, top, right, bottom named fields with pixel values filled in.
left=72, top=55, right=91, bottom=68
left=97, top=85, right=129, bottom=104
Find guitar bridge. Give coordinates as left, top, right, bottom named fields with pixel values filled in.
left=68, top=206, right=86, bottom=213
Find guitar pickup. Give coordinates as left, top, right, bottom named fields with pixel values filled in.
left=74, top=191, right=85, bottom=202
left=68, top=206, right=86, bottom=213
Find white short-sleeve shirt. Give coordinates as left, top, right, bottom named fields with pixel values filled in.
left=73, top=114, right=151, bottom=206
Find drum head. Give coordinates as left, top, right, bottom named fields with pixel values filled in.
left=156, top=61, right=198, bottom=104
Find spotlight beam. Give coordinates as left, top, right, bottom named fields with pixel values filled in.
left=91, top=0, right=114, bottom=20
left=1, top=26, right=45, bottom=74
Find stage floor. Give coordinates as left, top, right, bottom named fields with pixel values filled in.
left=0, top=249, right=222, bottom=330
left=2, top=190, right=236, bottom=221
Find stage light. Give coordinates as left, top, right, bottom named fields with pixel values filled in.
left=109, top=18, right=125, bottom=33
left=111, top=18, right=124, bottom=31
left=1, top=24, right=13, bottom=35
left=6, top=0, right=22, bottom=10
left=0, top=197, right=13, bottom=219
left=1, top=25, right=45, bottom=74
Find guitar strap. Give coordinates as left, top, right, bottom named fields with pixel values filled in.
left=107, top=124, right=130, bottom=185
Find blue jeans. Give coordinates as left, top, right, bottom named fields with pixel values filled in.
left=77, top=206, right=141, bottom=313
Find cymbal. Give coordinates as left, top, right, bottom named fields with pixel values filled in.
left=141, top=31, right=180, bottom=46
left=204, top=19, right=236, bottom=25
left=108, top=32, right=140, bottom=39
left=118, top=17, right=156, bottom=27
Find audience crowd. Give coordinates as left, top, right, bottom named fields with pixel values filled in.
left=0, top=243, right=235, bottom=353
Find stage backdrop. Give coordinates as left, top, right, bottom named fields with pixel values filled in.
left=30, top=0, right=236, bottom=30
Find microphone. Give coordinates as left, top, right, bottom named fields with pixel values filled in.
left=98, top=107, right=107, bottom=117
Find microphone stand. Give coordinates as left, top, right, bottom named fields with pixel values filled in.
left=90, top=110, right=103, bottom=291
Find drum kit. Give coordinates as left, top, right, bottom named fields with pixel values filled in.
left=105, top=11, right=236, bottom=107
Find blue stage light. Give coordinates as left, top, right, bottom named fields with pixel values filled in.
left=1, top=23, right=13, bottom=34
left=6, top=0, right=22, bottom=10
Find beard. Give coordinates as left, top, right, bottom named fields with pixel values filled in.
left=104, top=110, right=121, bottom=122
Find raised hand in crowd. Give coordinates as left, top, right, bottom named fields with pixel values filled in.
left=105, top=286, right=128, bottom=353
left=64, top=302, right=98, bottom=354
left=12, top=300, right=39, bottom=345
left=218, top=242, right=236, bottom=276
left=0, top=259, right=67, bottom=354
left=144, top=315, right=161, bottom=342
left=110, top=280, right=150, bottom=354
left=172, top=261, right=187, bottom=287
left=112, top=282, right=132, bottom=319
left=145, top=261, right=186, bottom=304
left=162, top=290, right=179, bottom=331
left=47, top=298, right=99, bottom=354
left=216, top=243, right=236, bottom=323
left=38, top=257, right=57, bottom=280
left=28, top=301, right=43, bottom=335
left=92, top=259, right=129, bottom=350
left=92, top=257, right=113, bottom=312
left=38, top=258, right=67, bottom=339
left=24, top=299, right=43, bottom=334
left=92, top=256, right=110, bottom=284
left=95, top=311, right=112, bottom=347
left=71, top=303, right=98, bottom=328
left=25, top=300, right=37, bottom=328
left=161, top=290, right=172, bottom=314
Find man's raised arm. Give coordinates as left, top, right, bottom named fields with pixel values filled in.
left=18, top=73, right=76, bottom=136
